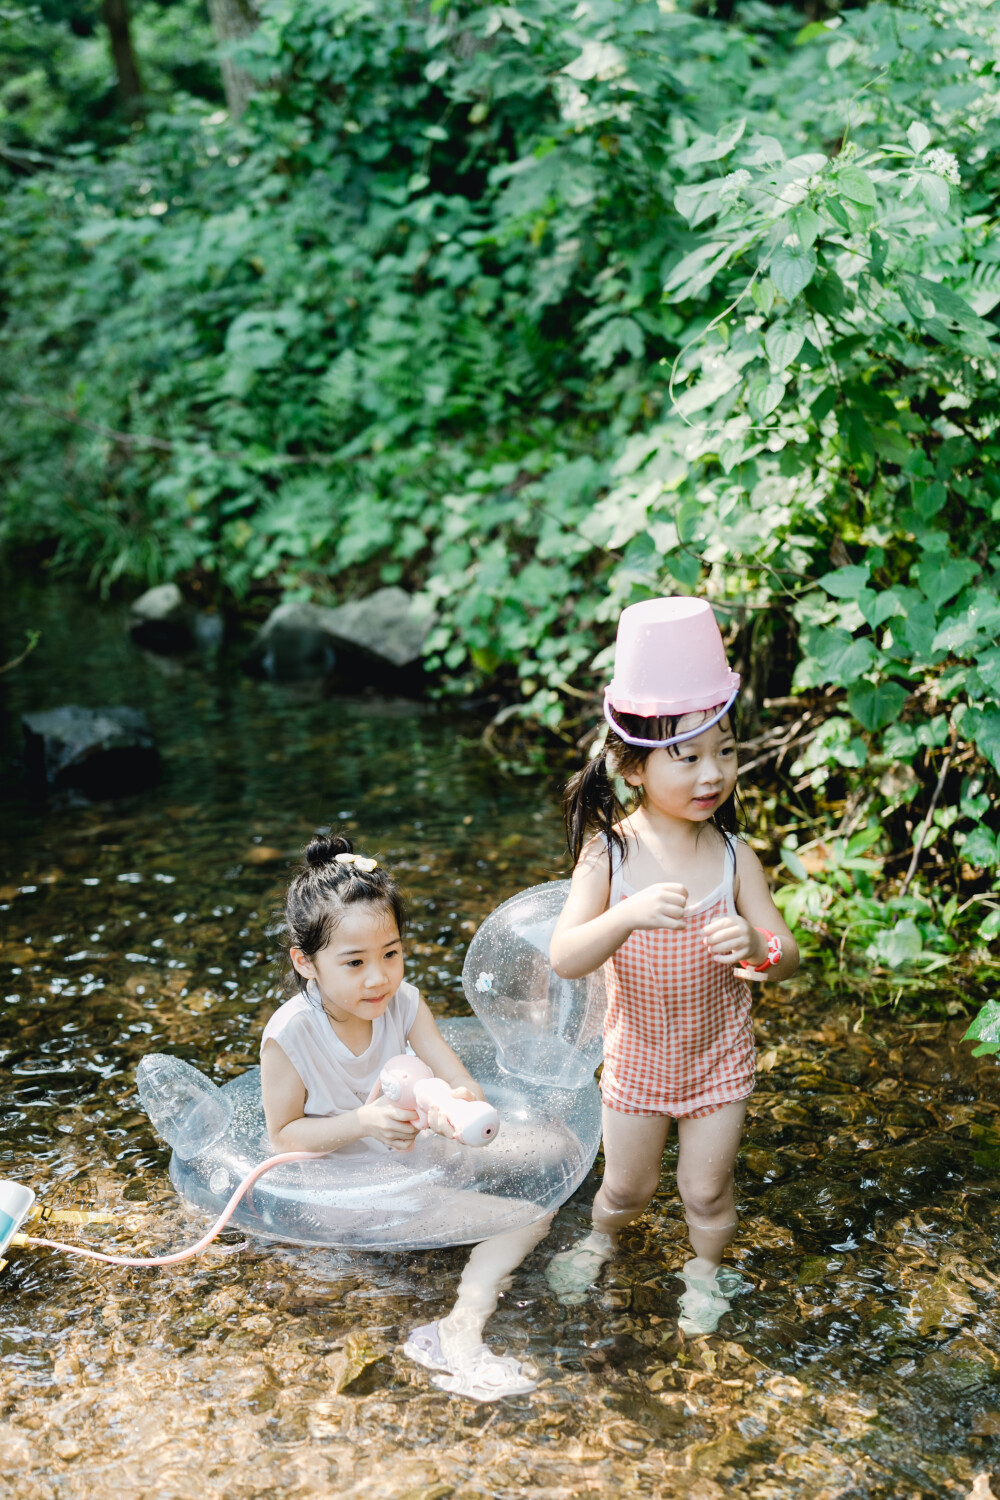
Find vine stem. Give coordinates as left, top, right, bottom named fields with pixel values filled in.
left=899, top=726, right=958, bottom=897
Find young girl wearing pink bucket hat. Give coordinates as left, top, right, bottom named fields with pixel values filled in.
left=546, top=597, right=799, bottom=1334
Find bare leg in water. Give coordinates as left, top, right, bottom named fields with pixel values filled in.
left=546, top=1100, right=745, bottom=1320
left=405, top=1213, right=554, bottom=1397
left=676, top=1101, right=746, bottom=1279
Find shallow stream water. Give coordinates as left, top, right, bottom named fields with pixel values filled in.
left=2, top=580, right=1000, bottom=1500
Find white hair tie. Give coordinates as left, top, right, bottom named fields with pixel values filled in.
left=334, top=852, right=378, bottom=872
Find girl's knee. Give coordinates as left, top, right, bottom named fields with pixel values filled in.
left=602, top=1171, right=660, bottom=1217
left=677, top=1178, right=734, bottom=1223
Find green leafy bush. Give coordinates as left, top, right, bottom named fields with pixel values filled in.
left=1, top=0, right=999, bottom=988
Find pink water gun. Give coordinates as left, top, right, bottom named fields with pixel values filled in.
left=365, top=1055, right=500, bottom=1147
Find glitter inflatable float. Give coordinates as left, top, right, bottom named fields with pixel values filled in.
left=123, top=880, right=607, bottom=1252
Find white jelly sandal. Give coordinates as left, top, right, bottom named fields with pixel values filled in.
left=432, top=1346, right=538, bottom=1402
left=545, top=1237, right=612, bottom=1305
left=677, top=1268, right=732, bottom=1336
left=402, top=1320, right=452, bottom=1373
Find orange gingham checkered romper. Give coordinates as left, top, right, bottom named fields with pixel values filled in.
left=601, top=832, right=756, bottom=1118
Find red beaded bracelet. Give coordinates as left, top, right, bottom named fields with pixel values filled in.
left=740, top=928, right=783, bottom=973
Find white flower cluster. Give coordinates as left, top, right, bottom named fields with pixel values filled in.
left=722, top=169, right=752, bottom=197
left=926, top=148, right=960, bottom=184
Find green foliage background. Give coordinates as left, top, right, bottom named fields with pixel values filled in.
left=1, top=0, right=999, bottom=995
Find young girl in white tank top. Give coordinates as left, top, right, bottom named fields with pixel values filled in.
left=260, top=832, right=548, bottom=1399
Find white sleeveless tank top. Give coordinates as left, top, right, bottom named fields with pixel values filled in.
left=260, top=979, right=421, bottom=1118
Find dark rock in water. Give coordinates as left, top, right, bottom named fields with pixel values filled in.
left=22, top=706, right=160, bottom=798
left=129, top=583, right=223, bottom=654
left=242, top=590, right=436, bottom=685
left=242, top=602, right=340, bottom=682
left=322, top=587, right=436, bottom=673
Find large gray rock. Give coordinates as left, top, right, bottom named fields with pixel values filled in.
left=243, top=590, right=436, bottom=683
left=242, top=602, right=340, bottom=681
left=22, top=706, right=160, bottom=798
left=322, top=587, right=436, bottom=672
left=129, top=583, right=223, bottom=654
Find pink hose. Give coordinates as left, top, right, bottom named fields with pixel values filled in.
left=21, top=1150, right=329, bottom=1268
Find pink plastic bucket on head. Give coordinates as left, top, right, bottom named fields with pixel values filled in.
left=605, top=597, right=739, bottom=717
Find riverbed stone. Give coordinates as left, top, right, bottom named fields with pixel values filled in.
left=242, top=602, right=340, bottom=681
left=129, top=583, right=222, bottom=654
left=321, top=587, right=436, bottom=672
left=243, top=590, right=436, bottom=683
left=22, top=705, right=160, bottom=798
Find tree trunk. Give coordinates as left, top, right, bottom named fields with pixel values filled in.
left=101, top=0, right=144, bottom=113
left=207, top=0, right=260, bottom=119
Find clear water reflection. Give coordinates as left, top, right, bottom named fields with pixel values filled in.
left=2, top=580, right=999, bottom=1499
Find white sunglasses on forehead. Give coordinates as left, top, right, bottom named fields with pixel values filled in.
left=602, top=686, right=740, bottom=749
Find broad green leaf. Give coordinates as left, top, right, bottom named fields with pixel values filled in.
left=811, top=628, right=878, bottom=685
left=916, top=558, right=978, bottom=611
left=933, top=598, right=1000, bottom=655
left=770, top=246, right=816, bottom=301
left=663, top=241, right=727, bottom=295
left=870, top=230, right=889, bottom=280
left=674, top=182, right=724, bottom=227
left=807, top=269, right=847, bottom=318
left=922, top=173, right=950, bottom=214
left=791, top=207, right=821, bottom=252
left=795, top=20, right=833, bottom=43
left=962, top=828, right=999, bottom=868
left=780, top=846, right=809, bottom=880
left=747, top=374, right=785, bottom=417
left=907, top=121, right=931, bottom=154
left=764, top=324, right=805, bottom=370
left=675, top=118, right=747, bottom=168
left=895, top=602, right=939, bottom=660
left=837, top=166, right=877, bottom=207
left=914, top=276, right=989, bottom=334
left=913, top=481, right=947, bottom=520
left=750, top=278, right=776, bottom=315
left=818, top=564, right=869, bottom=600
left=964, top=705, right=1000, bottom=775
left=978, top=911, right=1000, bottom=942
left=965, top=999, right=1000, bottom=1045
left=825, top=196, right=851, bottom=231
left=847, top=679, right=909, bottom=731
left=858, top=588, right=905, bottom=629
left=867, top=919, right=923, bottom=968
left=973, top=647, right=1000, bottom=697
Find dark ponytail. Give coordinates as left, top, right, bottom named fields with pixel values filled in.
left=563, top=754, right=630, bottom=868
left=283, top=832, right=406, bottom=992
left=563, top=704, right=742, bottom=868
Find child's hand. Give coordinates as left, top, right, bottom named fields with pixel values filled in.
left=425, top=1080, right=485, bottom=1138
left=702, top=915, right=764, bottom=966
left=358, top=1097, right=419, bottom=1151
left=626, top=883, right=689, bottom=931
left=450, top=1078, right=486, bottom=1103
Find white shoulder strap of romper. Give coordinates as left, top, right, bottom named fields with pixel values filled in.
left=606, top=834, right=626, bottom=907
left=723, top=831, right=739, bottom=903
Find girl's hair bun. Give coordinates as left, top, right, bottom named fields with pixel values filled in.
left=304, top=832, right=354, bottom=868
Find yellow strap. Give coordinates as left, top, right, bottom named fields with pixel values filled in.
left=0, top=1258, right=7, bottom=1273
left=9, top=1234, right=27, bottom=1248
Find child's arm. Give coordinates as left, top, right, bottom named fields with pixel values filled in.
left=702, top=842, right=800, bottom=981
left=261, top=1040, right=419, bottom=1153
left=406, top=999, right=486, bottom=1103
left=550, top=836, right=689, bottom=979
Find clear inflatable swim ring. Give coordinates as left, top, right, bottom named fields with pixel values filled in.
left=137, top=882, right=606, bottom=1251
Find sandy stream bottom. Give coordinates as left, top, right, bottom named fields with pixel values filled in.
left=3, top=998, right=1000, bottom=1500
left=2, top=580, right=1000, bottom=1498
